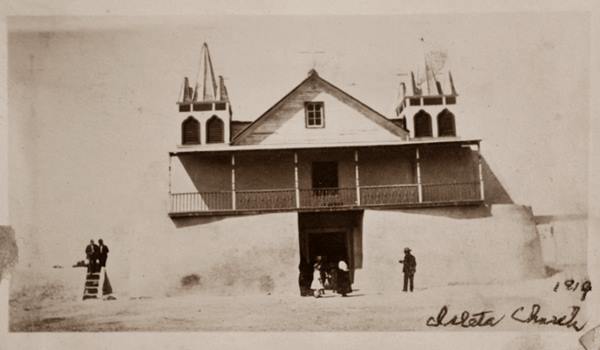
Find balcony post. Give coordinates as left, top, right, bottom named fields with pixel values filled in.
left=231, top=153, right=236, bottom=210
left=416, top=148, right=423, bottom=203
left=168, top=154, right=173, bottom=213
left=294, top=152, right=300, bottom=208
left=477, top=144, right=485, bottom=201
left=354, top=150, right=361, bottom=205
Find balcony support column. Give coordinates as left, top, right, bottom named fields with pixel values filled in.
left=416, top=148, right=423, bottom=203
left=294, top=152, right=300, bottom=208
left=231, top=153, right=236, bottom=210
left=354, top=150, right=361, bottom=206
left=477, top=144, right=485, bottom=201
left=168, top=154, right=173, bottom=212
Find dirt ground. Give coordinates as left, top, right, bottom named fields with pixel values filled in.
left=9, top=270, right=590, bottom=332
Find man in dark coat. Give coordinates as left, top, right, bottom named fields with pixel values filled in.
left=85, top=239, right=99, bottom=272
left=298, top=257, right=313, bottom=296
left=98, top=239, right=109, bottom=268
left=398, top=247, right=417, bottom=292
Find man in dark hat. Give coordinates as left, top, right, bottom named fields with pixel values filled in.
left=398, top=247, right=417, bottom=292
left=98, top=239, right=110, bottom=269
left=85, top=239, right=99, bottom=273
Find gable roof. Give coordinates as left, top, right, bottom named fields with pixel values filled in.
left=231, top=70, right=408, bottom=145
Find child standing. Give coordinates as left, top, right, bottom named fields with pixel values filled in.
left=311, top=261, right=324, bottom=298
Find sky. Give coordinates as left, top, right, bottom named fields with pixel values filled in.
left=7, top=13, right=590, bottom=263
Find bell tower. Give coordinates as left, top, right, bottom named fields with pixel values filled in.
left=394, top=58, right=458, bottom=139
left=177, top=43, right=232, bottom=146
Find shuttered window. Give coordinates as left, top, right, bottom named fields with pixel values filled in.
left=182, top=117, right=200, bottom=144
left=414, top=110, right=432, bottom=138
left=206, top=116, right=224, bottom=143
left=437, top=109, right=456, bottom=137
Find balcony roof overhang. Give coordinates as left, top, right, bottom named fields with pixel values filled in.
left=169, top=138, right=482, bottom=156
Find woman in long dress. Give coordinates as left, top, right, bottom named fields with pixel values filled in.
left=311, top=263, right=324, bottom=298
left=336, top=260, right=352, bottom=297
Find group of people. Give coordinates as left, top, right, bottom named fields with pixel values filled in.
left=299, top=255, right=352, bottom=298
left=298, top=247, right=417, bottom=297
left=85, top=239, right=109, bottom=273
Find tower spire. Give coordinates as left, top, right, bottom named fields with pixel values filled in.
left=194, top=43, right=219, bottom=101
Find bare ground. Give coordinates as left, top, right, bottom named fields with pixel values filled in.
left=9, top=272, right=589, bottom=332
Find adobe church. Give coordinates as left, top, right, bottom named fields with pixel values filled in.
left=162, top=43, right=544, bottom=295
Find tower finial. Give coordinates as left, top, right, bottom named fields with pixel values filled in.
left=449, top=71, right=457, bottom=95
left=219, top=75, right=229, bottom=102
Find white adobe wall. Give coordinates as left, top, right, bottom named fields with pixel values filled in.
left=127, top=212, right=300, bottom=297
left=357, top=204, right=545, bottom=291
left=537, top=220, right=587, bottom=267
left=9, top=204, right=547, bottom=300
left=127, top=204, right=545, bottom=297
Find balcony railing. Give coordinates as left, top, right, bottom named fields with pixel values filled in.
left=169, top=181, right=482, bottom=216
left=360, top=184, right=419, bottom=205
left=299, top=188, right=357, bottom=208
left=422, top=182, right=481, bottom=203
left=236, top=189, right=296, bottom=211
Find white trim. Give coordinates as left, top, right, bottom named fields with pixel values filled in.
left=172, top=138, right=480, bottom=154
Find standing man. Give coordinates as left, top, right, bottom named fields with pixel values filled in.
left=98, top=239, right=109, bottom=269
left=398, top=247, right=416, bottom=292
left=85, top=239, right=98, bottom=273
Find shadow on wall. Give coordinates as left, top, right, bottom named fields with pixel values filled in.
left=399, top=153, right=513, bottom=220
left=481, top=155, right=513, bottom=205
left=171, top=215, right=229, bottom=228
left=393, top=205, right=492, bottom=219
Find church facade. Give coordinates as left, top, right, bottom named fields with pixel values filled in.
left=164, top=44, right=542, bottom=295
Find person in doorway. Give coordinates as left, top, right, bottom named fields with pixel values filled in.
left=85, top=239, right=99, bottom=273
left=98, top=239, right=109, bottom=268
left=398, top=247, right=417, bottom=292
left=336, top=260, right=352, bottom=297
left=311, top=256, right=325, bottom=298
left=298, top=258, right=313, bottom=296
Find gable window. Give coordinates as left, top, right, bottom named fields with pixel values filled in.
left=305, top=102, right=324, bottom=128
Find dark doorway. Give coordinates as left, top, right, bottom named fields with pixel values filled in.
left=307, top=231, right=348, bottom=264
left=298, top=211, right=363, bottom=293
left=311, top=161, right=338, bottom=189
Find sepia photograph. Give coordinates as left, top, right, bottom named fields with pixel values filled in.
left=3, top=12, right=592, bottom=335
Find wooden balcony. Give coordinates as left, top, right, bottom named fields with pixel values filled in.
left=168, top=181, right=483, bottom=217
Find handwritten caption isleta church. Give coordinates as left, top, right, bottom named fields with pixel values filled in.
left=426, top=304, right=587, bottom=331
